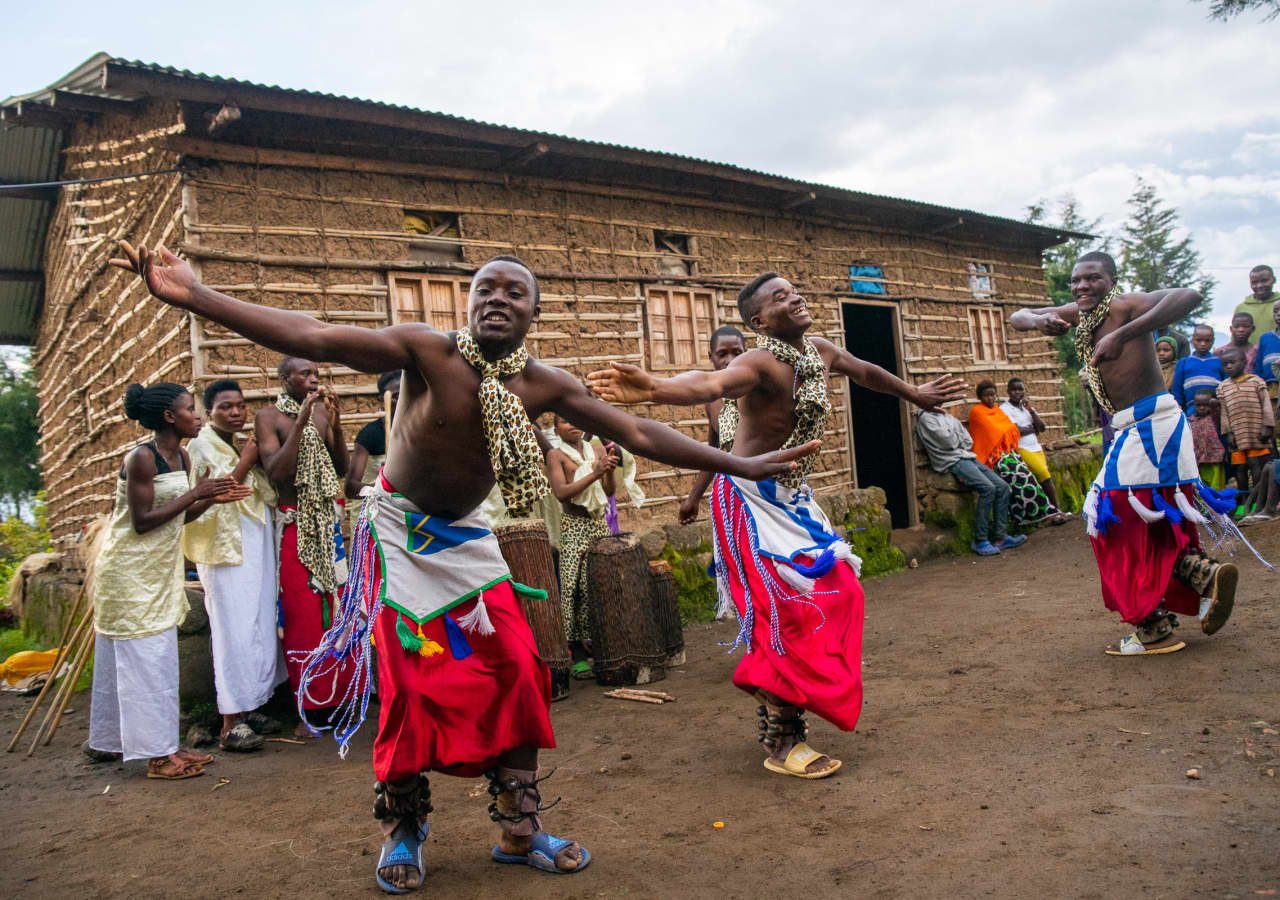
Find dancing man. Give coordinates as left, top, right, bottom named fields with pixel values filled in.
left=112, top=244, right=813, bottom=893
left=589, top=272, right=963, bottom=778
left=1010, top=251, right=1248, bottom=656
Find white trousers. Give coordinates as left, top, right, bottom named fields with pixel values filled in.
left=88, top=628, right=179, bottom=761
left=198, top=512, right=286, bottom=715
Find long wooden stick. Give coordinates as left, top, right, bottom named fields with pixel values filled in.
left=5, top=589, right=87, bottom=752
left=38, top=629, right=95, bottom=749
left=384, top=389, right=393, bottom=436
left=27, top=621, right=94, bottom=755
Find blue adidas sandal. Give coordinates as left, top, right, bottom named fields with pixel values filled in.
left=491, top=831, right=591, bottom=874
left=375, top=822, right=428, bottom=894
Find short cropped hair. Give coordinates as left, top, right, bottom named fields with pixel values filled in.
left=737, top=272, right=781, bottom=326
left=1007, top=377, right=1024, bottom=390
left=709, top=325, right=746, bottom=351
left=202, top=378, right=242, bottom=411
left=478, top=255, right=540, bottom=302
left=1232, top=311, right=1255, bottom=323
left=377, top=370, right=402, bottom=394
left=1250, top=264, right=1273, bottom=276
left=976, top=379, right=997, bottom=397
left=1075, top=250, right=1117, bottom=279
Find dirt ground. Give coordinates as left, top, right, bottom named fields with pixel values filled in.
left=1, top=524, right=1278, bottom=899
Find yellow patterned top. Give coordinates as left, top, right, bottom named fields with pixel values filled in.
left=181, top=424, right=275, bottom=566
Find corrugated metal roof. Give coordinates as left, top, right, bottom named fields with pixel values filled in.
left=1, top=53, right=1084, bottom=345
left=0, top=125, right=61, bottom=344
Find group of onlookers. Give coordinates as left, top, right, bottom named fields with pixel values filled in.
left=915, top=378, right=1067, bottom=556
left=917, top=265, right=1280, bottom=554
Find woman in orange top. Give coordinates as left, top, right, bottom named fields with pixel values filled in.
left=968, top=380, right=1065, bottom=526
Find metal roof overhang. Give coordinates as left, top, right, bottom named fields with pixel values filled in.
left=1, top=53, right=1087, bottom=345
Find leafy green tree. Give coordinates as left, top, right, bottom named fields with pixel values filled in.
left=1118, top=177, right=1216, bottom=329
left=0, top=356, right=41, bottom=521
left=1196, top=0, right=1280, bottom=20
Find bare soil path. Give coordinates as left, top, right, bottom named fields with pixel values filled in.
left=1, top=524, right=1277, bottom=898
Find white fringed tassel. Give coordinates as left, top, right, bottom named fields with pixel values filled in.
left=457, top=593, right=496, bottom=635
left=830, top=539, right=864, bottom=578
left=1174, top=489, right=1208, bottom=525
left=777, top=564, right=817, bottom=594
left=1127, top=489, right=1166, bottom=524
left=1083, top=486, right=1100, bottom=537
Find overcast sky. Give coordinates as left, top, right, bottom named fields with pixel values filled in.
left=4, top=0, right=1277, bottom=334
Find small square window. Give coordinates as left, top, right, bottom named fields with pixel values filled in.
left=968, top=306, right=1008, bottom=363
left=404, top=210, right=463, bottom=263
left=654, top=230, right=695, bottom=277
left=645, top=286, right=718, bottom=369
left=388, top=273, right=471, bottom=330
left=849, top=264, right=886, bottom=295
left=969, top=262, right=994, bottom=298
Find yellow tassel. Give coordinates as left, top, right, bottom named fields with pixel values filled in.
left=416, top=624, right=444, bottom=658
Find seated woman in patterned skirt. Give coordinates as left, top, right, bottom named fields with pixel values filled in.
left=967, top=380, right=1069, bottom=527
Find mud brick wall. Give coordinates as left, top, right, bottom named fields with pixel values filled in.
left=35, top=102, right=191, bottom=546
left=35, top=102, right=1059, bottom=541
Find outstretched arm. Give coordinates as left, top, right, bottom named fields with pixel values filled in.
left=587, top=355, right=762, bottom=406
left=1091, top=289, right=1202, bottom=363
left=811, top=337, right=965, bottom=412
left=1010, top=302, right=1080, bottom=335
left=551, top=374, right=816, bottom=480
left=110, top=242, right=424, bottom=373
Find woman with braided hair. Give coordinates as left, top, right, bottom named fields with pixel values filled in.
left=86, top=382, right=251, bottom=779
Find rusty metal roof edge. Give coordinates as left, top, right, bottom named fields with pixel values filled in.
left=4, top=54, right=1087, bottom=246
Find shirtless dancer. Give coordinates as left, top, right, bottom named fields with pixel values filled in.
left=112, top=244, right=813, bottom=892
left=1010, top=251, right=1246, bottom=655
left=590, top=273, right=963, bottom=778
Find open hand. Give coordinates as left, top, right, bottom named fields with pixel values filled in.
left=586, top=363, right=657, bottom=405
left=915, top=374, right=966, bottom=411
left=109, top=241, right=199, bottom=307
left=193, top=468, right=241, bottom=500
left=740, top=440, right=822, bottom=481
left=212, top=484, right=254, bottom=504
left=1090, top=331, right=1124, bottom=364
left=1038, top=312, right=1071, bottom=336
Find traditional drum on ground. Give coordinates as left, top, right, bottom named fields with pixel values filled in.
left=495, top=519, right=571, bottom=701
left=647, top=560, right=685, bottom=667
left=585, top=533, right=666, bottom=686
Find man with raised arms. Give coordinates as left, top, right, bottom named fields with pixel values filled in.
left=1010, top=251, right=1244, bottom=657
left=111, top=243, right=813, bottom=894
left=589, top=272, right=964, bottom=779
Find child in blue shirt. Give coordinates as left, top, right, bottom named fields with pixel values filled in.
left=1172, top=323, right=1225, bottom=412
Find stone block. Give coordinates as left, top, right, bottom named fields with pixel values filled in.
left=662, top=521, right=709, bottom=552
left=638, top=528, right=668, bottom=560
left=178, top=629, right=216, bottom=708
left=178, top=584, right=209, bottom=636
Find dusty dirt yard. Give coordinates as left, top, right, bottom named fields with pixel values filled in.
left=1, top=524, right=1277, bottom=898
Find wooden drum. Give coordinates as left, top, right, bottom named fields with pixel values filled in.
left=585, top=533, right=666, bottom=686
left=648, top=560, right=685, bottom=668
left=495, top=519, right=572, bottom=701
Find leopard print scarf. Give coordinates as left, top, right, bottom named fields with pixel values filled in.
left=1073, top=286, right=1123, bottom=415
left=717, top=398, right=739, bottom=452
left=455, top=329, right=550, bottom=516
left=275, top=393, right=340, bottom=595
left=755, top=334, right=830, bottom=488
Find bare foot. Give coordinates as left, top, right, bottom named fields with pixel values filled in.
left=497, top=831, right=583, bottom=871
left=293, top=721, right=313, bottom=738
left=378, top=818, right=426, bottom=891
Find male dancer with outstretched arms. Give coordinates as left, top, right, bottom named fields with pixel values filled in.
left=1010, top=251, right=1246, bottom=656
left=111, top=243, right=813, bottom=893
left=589, top=272, right=964, bottom=778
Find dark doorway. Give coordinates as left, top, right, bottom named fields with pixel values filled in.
left=841, top=302, right=912, bottom=528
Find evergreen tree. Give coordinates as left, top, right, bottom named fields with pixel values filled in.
left=1118, top=177, right=1215, bottom=329
left=1196, top=0, right=1280, bottom=20
left=0, top=355, right=41, bottom=520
